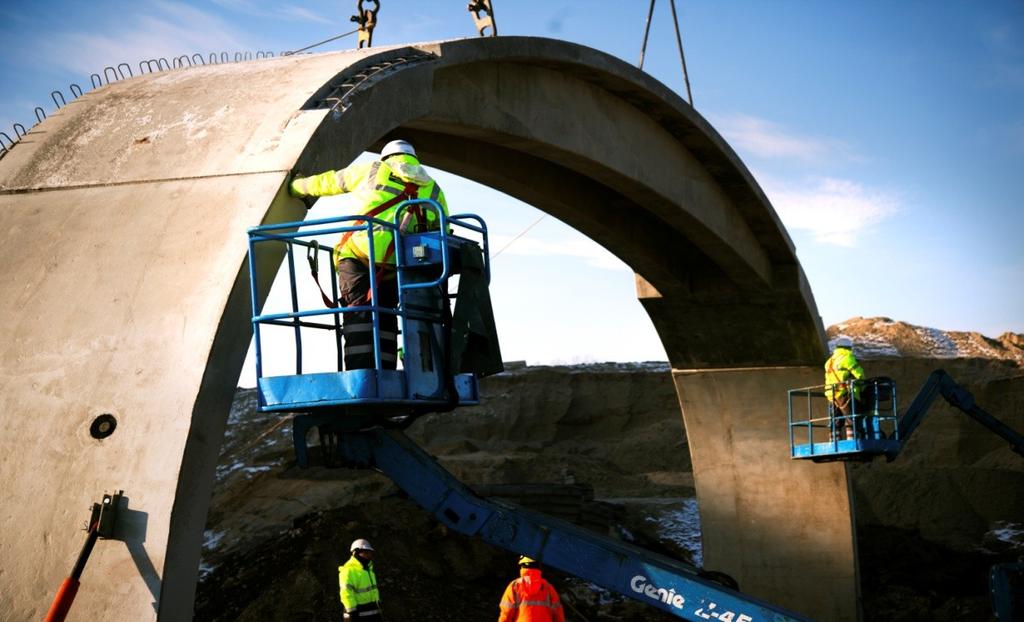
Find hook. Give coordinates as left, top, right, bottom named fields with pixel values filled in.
left=69, top=84, right=83, bottom=98
left=51, top=90, right=67, bottom=109
left=467, top=0, right=498, bottom=37
left=220, top=52, right=229, bottom=63
left=0, top=131, right=14, bottom=150
left=173, top=55, right=192, bottom=69
left=35, top=107, right=46, bottom=123
left=13, top=123, right=27, bottom=138
left=117, top=63, right=133, bottom=79
left=351, top=0, right=380, bottom=49
left=103, top=66, right=118, bottom=84
left=191, top=53, right=205, bottom=65
left=90, top=73, right=103, bottom=89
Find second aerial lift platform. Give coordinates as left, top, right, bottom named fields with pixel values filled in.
left=787, top=371, right=1024, bottom=462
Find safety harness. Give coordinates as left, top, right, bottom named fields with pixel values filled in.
left=307, top=181, right=422, bottom=308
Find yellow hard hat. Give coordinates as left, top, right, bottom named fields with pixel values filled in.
left=518, top=555, right=536, bottom=566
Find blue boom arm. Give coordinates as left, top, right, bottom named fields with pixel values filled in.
left=893, top=370, right=1024, bottom=461
left=336, top=429, right=810, bottom=622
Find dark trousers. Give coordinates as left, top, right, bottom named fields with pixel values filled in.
left=832, top=397, right=865, bottom=440
left=336, top=258, right=398, bottom=370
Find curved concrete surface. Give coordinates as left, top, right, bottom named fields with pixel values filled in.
left=0, top=37, right=850, bottom=620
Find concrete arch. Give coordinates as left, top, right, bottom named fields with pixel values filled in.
left=0, top=37, right=851, bottom=621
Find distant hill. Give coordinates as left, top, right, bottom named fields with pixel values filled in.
left=827, top=316, right=1024, bottom=364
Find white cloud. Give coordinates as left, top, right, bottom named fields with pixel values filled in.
left=45, top=2, right=254, bottom=77
left=211, top=0, right=332, bottom=24
left=712, top=113, right=841, bottom=162
left=760, top=176, right=900, bottom=247
left=279, top=5, right=333, bottom=24
left=490, top=233, right=628, bottom=271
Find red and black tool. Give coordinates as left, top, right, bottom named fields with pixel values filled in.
left=44, top=490, right=124, bottom=622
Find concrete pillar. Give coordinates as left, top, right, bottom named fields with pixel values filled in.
left=674, top=367, right=859, bottom=622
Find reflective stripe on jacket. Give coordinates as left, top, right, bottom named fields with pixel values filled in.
left=338, top=555, right=380, bottom=615
left=824, top=346, right=865, bottom=403
left=291, top=155, right=448, bottom=266
left=498, top=568, right=565, bottom=622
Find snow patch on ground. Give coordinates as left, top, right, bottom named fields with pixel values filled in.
left=215, top=461, right=247, bottom=485
left=986, top=521, right=1024, bottom=551
left=851, top=336, right=899, bottom=358
left=610, top=497, right=704, bottom=566
left=915, top=326, right=959, bottom=358
left=204, top=529, right=225, bottom=551
left=644, top=498, right=703, bottom=566
left=242, top=465, right=273, bottom=476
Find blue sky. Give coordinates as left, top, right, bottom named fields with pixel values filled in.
left=2, top=1, right=1022, bottom=374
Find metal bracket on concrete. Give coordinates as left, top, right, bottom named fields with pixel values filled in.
left=88, top=490, right=124, bottom=538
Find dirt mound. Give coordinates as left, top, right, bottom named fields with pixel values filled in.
left=857, top=525, right=1018, bottom=622
left=828, top=316, right=1024, bottom=364
left=199, top=321, right=1023, bottom=620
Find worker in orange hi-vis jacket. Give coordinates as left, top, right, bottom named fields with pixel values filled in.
left=498, top=556, right=565, bottom=622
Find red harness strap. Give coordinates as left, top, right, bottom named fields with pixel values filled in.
left=312, top=181, right=420, bottom=307
left=307, top=241, right=340, bottom=308
left=336, top=182, right=420, bottom=254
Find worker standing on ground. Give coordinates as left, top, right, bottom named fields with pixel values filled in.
left=824, top=336, right=866, bottom=440
left=289, top=140, right=448, bottom=370
left=339, top=539, right=383, bottom=621
left=498, top=556, right=565, bottom=622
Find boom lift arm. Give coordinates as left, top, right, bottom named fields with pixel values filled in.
left=335, top=428, right=810, bottom=622
left=249, top=202, right=807, bottom=620
left=895, top=370, right=1024, bottom=460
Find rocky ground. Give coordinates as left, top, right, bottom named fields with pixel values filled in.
left=195, top=319, right=1024, bottom=621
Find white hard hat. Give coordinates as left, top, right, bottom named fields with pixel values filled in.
left=350, top=538, right=374, bottom=553
left=380, top=139, right=416, bottom=159
left=834, top=336, right=853, bottom=349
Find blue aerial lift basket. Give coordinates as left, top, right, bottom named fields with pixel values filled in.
left=244, top=197, right=819, bottom=621
left=247, top=199, right=489, bottom=430
left=787, top=378, right=902, bottom=461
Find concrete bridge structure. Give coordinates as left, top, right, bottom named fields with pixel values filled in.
left=0, top=37, right=852, bottom=620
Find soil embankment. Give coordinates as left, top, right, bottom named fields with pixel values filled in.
left=196, top=319, right=1024, bottom=620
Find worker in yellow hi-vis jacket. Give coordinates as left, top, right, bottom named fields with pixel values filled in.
left=290, top=140, right=448, bottom=370
left=338, top=539, right=382, bottom=621
left=824, top=336, right=866, bottom=440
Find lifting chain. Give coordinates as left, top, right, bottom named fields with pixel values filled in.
left=467, top=0, right=497, bottom=37
left=351, top=0, right=380, bottom=49
left=638, top=0, right=693, bottom=106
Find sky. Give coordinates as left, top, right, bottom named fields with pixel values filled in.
left=2, top=1, right=1022, bottom=379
